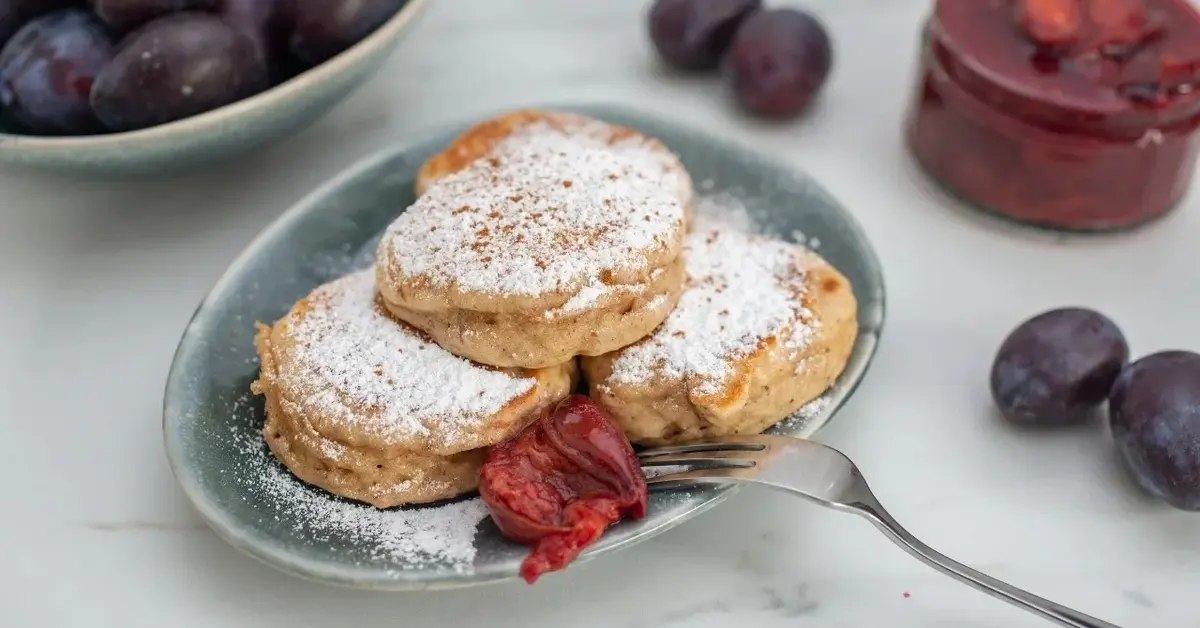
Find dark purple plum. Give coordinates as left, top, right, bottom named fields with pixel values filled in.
left=90, top=13, right=268, bottom=132
left=0, top=0, right=84, bottom=48
left=0, top=1, right=16, bottom=45
left=1109, top=351, right=1200, bottom=511
left=724, top=8, right=833, bottom=119
left=990, top=307, right=1129, bottom=426
left=286, top=0, right=407, bottom=67
left=0, top=9, right=113, bottom=135
left=92, top=0, right=217, bottom=31
left=647, top=0, right=761, bottom=71
left=220, top=0, right=280, bottom=62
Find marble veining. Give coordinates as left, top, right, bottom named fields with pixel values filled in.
left=623, top=580, right=819, bottom=628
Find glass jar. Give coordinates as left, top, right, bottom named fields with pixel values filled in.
left=905, top=0, right=1200, bottom=232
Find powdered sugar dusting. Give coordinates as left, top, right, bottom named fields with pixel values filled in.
left=608, top=227, right=815, bottom=396
left=320, top=439, right=347, bottom=461
left=776, top=394, right=834, bottom=434
left=544, top=280, right=611, bottom=319
left=694, top=192, right=762, bottom=234
left=797, top=394, right=831, bottom=420
left=790, top=230, right=822, bottom=250
left=379, top=117, right=689, bottom=299
left=644, top=293, right=670, bottom=312
left=279, top=270, right=535, bottom=447
left=229, top=422, right=488, bottom=571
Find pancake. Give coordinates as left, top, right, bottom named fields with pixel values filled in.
left=581, top=227, right=857, bottom=445
left=251, top=269, right=577, bottom=508
left=376, top=110, right=693, bottom=369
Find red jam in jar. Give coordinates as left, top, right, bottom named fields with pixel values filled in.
left=906, top=0, right=1200, bottom=231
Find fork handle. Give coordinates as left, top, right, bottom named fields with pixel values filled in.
left=856, top=500, right=1122, bottom=628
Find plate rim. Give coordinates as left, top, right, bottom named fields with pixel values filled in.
left=162, top=101, right=888, bottom=591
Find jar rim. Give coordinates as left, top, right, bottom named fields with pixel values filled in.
left=928, top=0, right=1200, bottom=136
left=922, top=43, right=1200, bottom=150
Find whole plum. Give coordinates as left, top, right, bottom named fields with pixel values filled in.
left=286, top=0, right=408, bottom=67
left=724, top=8, right=833, bottom=119
left=0, top=0, right=83, bottom=47
left=92, top=0, right=217, bottom=31
left=647, top=0, right=762, bottom=71
left=990, top=307, right=1129, bottom=426
left=220, top=0, right=279, bottom=62
left=1109, top=351, right=1200, bottom=511
left=0, top=2, right=15, bottom=45
left=90, top=12, right=268, bottom=132
left=0, top=9, right=113, bottom=135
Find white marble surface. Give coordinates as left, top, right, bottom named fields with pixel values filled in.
left=2, top=0, right=1198, bottom=626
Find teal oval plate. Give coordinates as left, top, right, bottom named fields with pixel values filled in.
left=163, top=103, right=887, bottom=590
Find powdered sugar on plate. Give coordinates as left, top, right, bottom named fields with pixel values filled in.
left=693, top=191, right=764, bottom=234
left=775, top=393, right=834, bottom=434
left=378, top=116, right=690, bottom=299
left=275, top=269, right=535, bottom=449
left=607, top=225, right=816, bottom=396
left=227, top=419, right=488, bottom=572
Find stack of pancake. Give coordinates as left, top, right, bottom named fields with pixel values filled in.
left=251, top=110, right=858, bottom=509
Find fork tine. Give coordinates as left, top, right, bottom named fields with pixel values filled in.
left=644, top=467, right=749, bottom=488
left=637, top=441, right=767, bottom=459
left=638, top=450, right=759, bottom=468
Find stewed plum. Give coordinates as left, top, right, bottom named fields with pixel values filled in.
left=0, top=9, right=113, bottom=134
left=90, top=13, right=267, bottom=132
left=1015, top=0, right=1083, bottom=47
left=480, top=395, right=647, bottom=584
left=990, top=307, right=1129, bottom=426
left=92, top=0, right=216, bottom=31
left=724, top=8, right=833, bottom=119
left=648, top=0, right=762, bottom=71
left=287, top=0, right=407, bottom=67
left=1109, top=351, right=1200, bottom=511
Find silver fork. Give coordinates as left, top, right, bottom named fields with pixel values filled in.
left=640, top=435, right=1122, bottom=628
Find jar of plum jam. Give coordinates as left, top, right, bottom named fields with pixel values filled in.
left=905, top=0, right=1200, bottom=231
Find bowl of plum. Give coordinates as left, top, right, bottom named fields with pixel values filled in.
left=0, top=0, right=432, bottom=177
